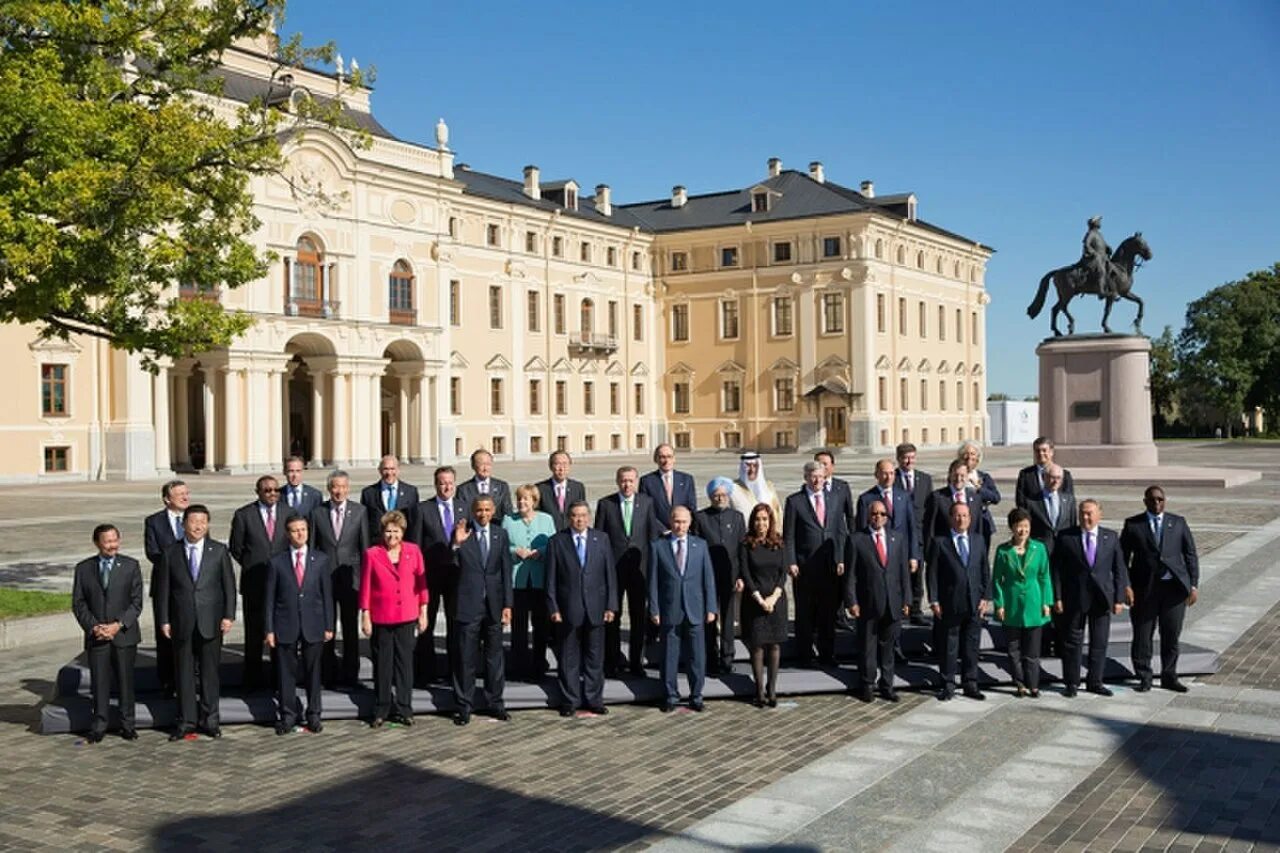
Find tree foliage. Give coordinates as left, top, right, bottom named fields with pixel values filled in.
left=0, top=0, right=365, bottom=366
left=1148, top=325, right=1178, bottom=420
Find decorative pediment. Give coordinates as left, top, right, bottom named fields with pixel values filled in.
left=605, top=360, right=625, bottom=377
left=769, top=357, right=800, bottom=375
left=917, top=359, right=932, bottom=373
left=28, top=337, right=82, bottom=357
left=875, top=355, right=892, bottom=370
left=816, top=354, right=850, bottom=371
left=667, top=361, right=696, bottom=377
left=971, top=364, right=984, bottom=376
left=936, top=360, right=951, bottom=375
left=715, top=359, right=746, bottom=375
left=551, top=358, right=574, bottom=375
left=573, top=271, right=601, bottom=285
left=484, top=354, right=512, bottom=371
left=450, top=351, right=469, bottom=369
left=955, top=362, right=968, bottom=376
left=897, top=357, right=913, bottom=372
left=578, top=360, right=598, bottom=374
left=523, top=356, right=547, bottom=373
left=630, top=361, right=649, bottom=377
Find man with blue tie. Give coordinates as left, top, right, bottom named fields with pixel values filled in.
left=649, top=506, right=718, bottom=712
left=266, top=516, right=334, bottom=734
left=450, top=495, right=513, bottom=725
left=1053, top=499, right=1129, bottom=697
left=72, top=524, right=144, bottom=742
left=547, top=502, right=617, bottom=716
left=639, top=443, right=697, bottom=531
left=282, top=456, right=324, bottom=518
left=143, top=479, right=190, bottom=697
left=360, top=455, right=420, bottom=545
left=417, top=466, right=468, bottom=685
left=928, top=503, right=991, bottom=701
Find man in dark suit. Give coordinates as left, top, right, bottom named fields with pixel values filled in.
left=639, top=443, right=697, bottom=531
left=450, top=495, right=513, bottom=725
left=309, top=469, right=369, bottom=686
left=158, top=504, right=237, bottom=740
left=417, top=465, right=468, bottom=685
left=923, top=460, right=982, bottom=546
left=1053, top=499, right=1129, bottom=697
left=845, top=501, right=911, bottom=702
left=1026, top=464, right=1076, bottom=556
left=694, top=478, right=746, bottom=674
left=895, top=442, right=934, bottom=624
left=360, top=454, right=420, bottom=544
left=266, top=516, right=334, bottom=734
left=784, top=461, right=849, bottom=666
left=229, top=475, right=295, bottom=689
left=928, top=503, right=991, bottom=701
left=281, top=456, right=324, bottom=518
left=547, top=501, right=617, bottom=716
left=1015, top=437, right=1076, bottom=510
left=815, top=449, right=857, bottom=539
left=649, top=506, right=718, bottom=712
left=72, top=524, right=144, bottom=742
left=595, top=465, right=661, bottom=676
left=856, top=458, right=921, bottom=570
left=1121, top=485, right=1199, bottom=693
left=538, top=449, right=587, bottom=531
left=143, top=479, right=189, bottom=697
left=457, top=448, right=513, bottom=518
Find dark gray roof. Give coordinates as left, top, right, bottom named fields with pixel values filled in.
left=452, top=168, right=651, bottom=229
left=211, top=66, right=398, bottom=141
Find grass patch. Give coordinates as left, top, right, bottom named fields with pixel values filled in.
left=0, top=588, right=72, bottom=620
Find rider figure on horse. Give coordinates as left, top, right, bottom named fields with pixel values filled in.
left=1080, top=215, right=1114, bottom=299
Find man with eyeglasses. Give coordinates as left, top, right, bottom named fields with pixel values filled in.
left=845, top=501, right=911, bottom=703
left=229, top=475, right=296, bottom=690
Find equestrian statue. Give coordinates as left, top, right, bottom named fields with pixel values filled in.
left=1027, top=216, right=1152, bottom=336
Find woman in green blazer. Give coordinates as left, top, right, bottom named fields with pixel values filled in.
left=992, top=507, right=1054, bottom=697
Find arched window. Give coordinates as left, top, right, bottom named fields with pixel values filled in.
left=953, top=260, right=961, bottom=278
left=936, top=257, right=944, bottom=274
left=389, top=259, right=414, bottom=322
left=916, top=250, right=925, bottom=270
left=875, top=239, right=884, bottom=259
left=896, top=245, right=905, bottom=265
left=293, top=236, right=322, bottom=301
left=580, top=298, right=594, bottom=335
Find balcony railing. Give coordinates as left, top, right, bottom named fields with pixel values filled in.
left=285, top=297, right=341, bottom=319
left=389, top=307, right=417, bottom=326
left=568, top=331, right=618, bottom=353
left=178, top=285, right=221, bottom=302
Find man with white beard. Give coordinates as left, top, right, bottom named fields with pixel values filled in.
left=730, top=451, right=784, bottom=533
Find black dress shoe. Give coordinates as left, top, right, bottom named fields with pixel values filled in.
left=1135, top=677, right=1153, bottom=693
left=307, top=720, right=323, bottom=734
left=120, top=729, right=138, bottom=741
left=1161, top=678, right=1189, bottom=693
left=854, top=685, right=874, bottom=703
left=752, top=696, right=765, bottom=708
left=689, top=700, right=705, bottom=712
left=937, top=686, right=955, bottom=702
left=588, top=706, right=608, bottom=716
left=1063, top=685, right=1078, bottom=698
left=962, top=685, right=986, bottom=701
left=660, top=702, right=675, bottom=713
left=1028, top=689, right=1041, bottom=699
left=168, top=730, right=192, bottom=742
left=767, top=697, right=778, bottom=708
left=275, top=722, right=292, bottom=736
left=559, top=706, right=575, bottom=717
left=370, top=717, right=385, bottom=729
left=491, top=709, right=511, bottom=722
left=391, top=713, right=415, bottom=727
left=1087, top=684, right=1114, bottom=697
left=894, top=648, right=909, bottom=665
left=453, top=711, right=471, bottom=726
left=204, top=726, right=222, bottom=739
left=85, top=731, right=104, bottom=744
left=879, top=686, right=900, bottom=703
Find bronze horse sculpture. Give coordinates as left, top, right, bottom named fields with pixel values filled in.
left=1027, top=232, right=1152, bottom=336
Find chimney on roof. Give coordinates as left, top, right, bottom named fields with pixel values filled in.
left=672, top=185, right=687, bottom=208
left=809, top=161, right=825, bottom=184
left=595, top=184, right=611, bottom=217
left=860, top=179, right=874, bottom=198
left=457, top=163, right=471, bottom=171
left=523, top=165, right=540, bottom=200
left=767, top=157, right=782, bottom=178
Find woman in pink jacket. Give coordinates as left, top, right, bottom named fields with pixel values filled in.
left=360, top=510, right=428, bottom=727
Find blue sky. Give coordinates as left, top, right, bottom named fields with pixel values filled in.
left=280, top=1, right=1280, bottom=396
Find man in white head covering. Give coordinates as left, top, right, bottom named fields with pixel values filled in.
left=730, top=452, right=783, bottom=533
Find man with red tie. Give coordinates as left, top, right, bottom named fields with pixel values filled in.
left=783, top=460, right=849, bottom=666
left=229, top=475, right=295, bottom=690
left=537, top=450, right=587, bottom=531
left=845, top=500, right=911, bottom=702
left=856, top=458, right=920, bottom=571
left=923, top=459, right=981, bottom=547
left=639, top=443, right=697, bottom=531
left=265, top=516, right=334, bottom=734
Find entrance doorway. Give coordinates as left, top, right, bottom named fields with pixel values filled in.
left=823, top=406, right=847, bottom=446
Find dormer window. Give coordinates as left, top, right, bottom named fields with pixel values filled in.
left=565, top=188, right=577, bottom=210
left=752, top=192, right=769, bottom=213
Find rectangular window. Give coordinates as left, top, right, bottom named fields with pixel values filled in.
left=635, top=433, right=647, bottom=450
left=490, top=378, right=504, bottom=415
left=492, top=436, right=506, bottom=455
left=972, top=311, right=979, bottom=344
left=773, top=297, right=793, bottom=336
left=530, top=436, right=543, bottom=454
left=553, top=294, right=566, bottom=334
left=631, top=251, right=642, bottom=271
left=672, top=304, right=690, bottom=342
left=957, top=381, right=965, bottom=411
left=556, top=435, right=568, bottom=453
left=450, top=377, right=462, bottom=415
left=607, top=246, right=617, bottom=267
left=449, top=280, right=460, bottom=326
left=941, top=427, right=949, bottom=444
left=722, top=380, right=741, bottom=413
left=529, top=379, right=542, bottom=415
left=673, top=382, right=690, bottom=414
left=939, top=305, right=947, bottom=341
left=555, top=381, right=567, bottom=415
left=919, top=301, right=927, bottom=337
left=40, top=364, right=68, bottom=417
left=898, top=297, right=907, bottom=335
left=956, top=308, right=964, bottom=343
left=900, top=377, right=909, bottom=411
left=939, top=380, right=947, bottom=411
left=773, top=242, right=792, bottom=263
left=525, top=231, right=538, bottom=253
left=526, top=290, right=540, bottom=332
left=43, top=446, right=69, bottom=473
left=878, top=377, right=887, bottom=412
left=721, top=246, right=739, bottom=268
left=671, top=251, right=688, bottom=272
left=632, top=304, right=644, bottom=341
left=921, top=379, right=929, bottom=411
left=674, top=431, right=691, bottom=450
left=583, top=381, right=595, bottom=416
left=720, top=300, right=740, bottom=339
left=609, top=382, right=620, bottom=415
left=388, top=273, right=413, bottom=312
left=489, top=286, right=503, bottom=329
left=722, top=431, right=742, bottom=449
left=973, top=382, right=981, bottom=411
left=584, top=434, right=595, bottom=452
left=486, top=223, right=500, bottom=247
left=611, top=433, right=622, bottom=451
left=455, top=437, right=464, bottom=457
left=448, top=217, right=459, bottom=238
left=823, top=236, right=842, bottom=257
left=823, top=292, right=845, bottom=334
left=775, top=377, right=795, bottom=412
left=607, top=301, right=618, bottom=339
left=552, top=236, right=564, bottom=257
left=921, top=427, right=929, bottom=444
left=775, top=431, right=794, bottom=449
left=752, top=192, right=769, bottom=212
left=580, top=241, right=591, bottom=263
left=876, top=293, right=886, bottom=333
left=634, top=382, right=645, bottom=415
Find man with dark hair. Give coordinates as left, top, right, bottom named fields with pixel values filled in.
left=1016, top=438, right=1075, bottom=510
left=72, top=524, right=144, bottom=741
left=639, top=443, right=697, bottom=530
left=457, top=448, right=513, bottom=518
left=159, top=504, right=236, bottom=740
left=310, top=469, right=369, bottom=686
left=360, top=455, right=420, bottom=544
left=929, top=503, right=990, bottom=701
left=595, top=466, right=661, bottom=676
left=281, top=456, right=324, bottom=517
left=895, top=443, right=933, bottom=624
left=923, top=460, right=981, bottom=545
left=1053, top=499, right=1129, bottom=697
left=548, top=501, right=617, bottom=715
left=846, top=500, right=911, bottom=702
left=417, top=465, right=467, bottom=684
left=538, top=450, right=587, bottom=531
left=266, top=516, right=333, bottom=734
left=450, top=495, right=513, bottom=725
left=229, top=475, right=294, bottom=689
left=814, top=449, right=857, bottom=536
left=143, top=478, right=189, bottom=696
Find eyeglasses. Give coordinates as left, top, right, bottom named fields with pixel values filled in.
left=261, top=487, right=280, bottom=493
left=869, top=511, right=888, bottom=517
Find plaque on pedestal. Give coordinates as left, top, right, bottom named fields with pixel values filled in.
left=1036, top=334, right=1158, bottom=468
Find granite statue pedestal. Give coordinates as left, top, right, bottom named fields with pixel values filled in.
left=1037, top=334, right=1158, bottom=468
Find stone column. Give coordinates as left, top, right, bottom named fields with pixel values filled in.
left=267, top=368, right=284, bottom=471
left=414, top=377, right=431, bottom=464
left=153, top=363, right=172, bottom=474
left=222, top=365, right=245, bottom=472
left=397, top=375, right=410, bottom=461
left=172, top=366, right=191, bottom=469
left=370, top=371, right=384, bottom=463
left=348, top=371, right=372, bottom=467
left=202, top=371, right=218, bottom=471
left=282, top=361, right=298, bottom=464
left=331, top=370, right=350, bottom=466
left=311, top=371, right=326, bottom=466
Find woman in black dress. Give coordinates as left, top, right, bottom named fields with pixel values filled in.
left=739, top=503, right=788, bottom=707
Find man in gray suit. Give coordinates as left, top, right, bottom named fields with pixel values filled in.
left=457, top=448, right=513, bottom=519
left=310, top=470, right=370, bottom=685
left=1026, top=464, right=1076, bottom=556
left=72, top=524, right=144, bottom=742
left=158, top=505, right=237, bottom=740
left=649, top=506, right=718, bottom=712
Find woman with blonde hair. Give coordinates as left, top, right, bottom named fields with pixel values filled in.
left=502, top=483, right=556, bottom=680
left=957, top=441, right=1001, bottom=542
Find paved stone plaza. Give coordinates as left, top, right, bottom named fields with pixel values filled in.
left=1, top=442, right=1279, bottom=851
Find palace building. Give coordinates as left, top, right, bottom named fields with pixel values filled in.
left=0, top=36, right=991, bottom=483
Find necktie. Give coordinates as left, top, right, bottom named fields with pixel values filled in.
left=333, top=504, right=344, bottom=539
left=622, top=499, right=632, bottom=537
left=1085, top=531, right=1096, bottom=567
left=576, top=533, right=586, bottom=566
left=386, top=486, right=397, bottom=511
left=265, top=506, right=275, bottom=539
left=875, top=532, right=887, bottom=567
left=100, top=558, right=112, bottom=590
left=664, top=472, right=673, bottom=503
left=884, top=488, right=893, bottom=517
left=814, top=490, right=826, bottom=526
left=954, top=490, right=965, bottom=504
left=675, top=538, right=686, bottom=575
left=906, top=472, right=914, bottom=493
left=294, top=550, right=305, bottom=587
left=188, top=544, right=199, bottom=581
left=172, top=515, right=183, bottom=539
left=442, top=501, right=454, bottom=536
left=957, top=535, right=970, bottom=565
left=1152, top=516, right=1162, bottom=546
left=1047, top=492, right=1059, bottom=526
left=556, top=483, right=565, bottom=512
left=480, top=528, right=490, bottom=563
left=288, top=487, right=297, bottom=509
